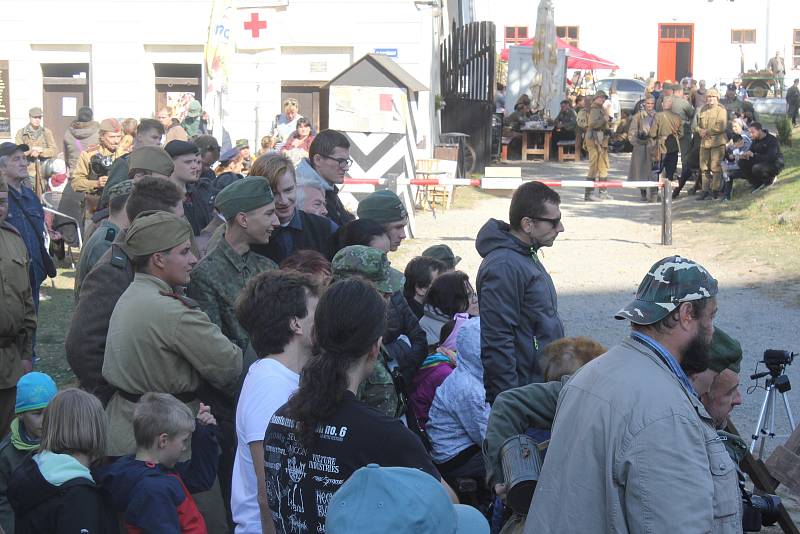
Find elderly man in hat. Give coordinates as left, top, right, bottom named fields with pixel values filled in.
left=71, top=118, right=123, bottom=224
left=331, top=245, right=408, bottom=418
left=525, top=256, right=741, bottom=533
left=584, top=91, right=612, bottom=201
left=15, top=107, right=57, bottom=191
left=693, top=88, right=728, bottom=200
left=357, top=189, right=409, bottom=252
left=0, top=142, right=55, bottom=316
left=75, top=180, right=132, bottom=293
left=0, top=179, right=36, bottom=439
left=66, top=177, right=184, bottom=405
left=100, top=119, right=165, bottom=206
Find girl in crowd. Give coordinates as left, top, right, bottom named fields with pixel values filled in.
left=419, top=270, right=479, bottom=350
left=263, top=278, right=449, bottom=533
left=8, top=389, right=117, bottom=533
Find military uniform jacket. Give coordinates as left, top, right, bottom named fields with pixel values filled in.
left=694, top=105, right=728, bottom=149
left=103, top=273, right=242, bottom=455
left=585, top=104, right=609, bottom=147
left=649, top=110, right=682, bottom=160
left=0, top=223, right=36, bottom=389
left=15, top=126, right=58, bottom=163
left=186, top=236, right=278, bottom=349
left=70, top=145, right=117, bottom=194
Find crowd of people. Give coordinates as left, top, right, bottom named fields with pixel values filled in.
left=0, top=90, right=768, bottom=534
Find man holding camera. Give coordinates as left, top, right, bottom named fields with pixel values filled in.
left=70, top=118, right=123, bottom=222
left=524, top=256, right=741, bottom=533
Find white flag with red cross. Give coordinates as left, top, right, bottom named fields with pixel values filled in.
left=236, top=7, right=280, bottom=50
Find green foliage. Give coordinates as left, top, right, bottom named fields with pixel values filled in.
left=776, top=115, right=793, bottom=146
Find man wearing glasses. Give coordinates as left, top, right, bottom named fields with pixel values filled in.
left=475, top=181, right=565, bottom=403
left=296, top=129, right=356, bottom=226
left=15, top=107, right=58, bottom=192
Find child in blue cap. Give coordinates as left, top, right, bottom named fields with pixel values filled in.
left=0, top=372, right=57, bottom=533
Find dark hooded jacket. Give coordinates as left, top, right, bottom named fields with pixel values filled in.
left=475, top=219, right=564, bottom=403
left=63, top=120, right=101, bottom=171
left=7, top=452, right=117, bottom=534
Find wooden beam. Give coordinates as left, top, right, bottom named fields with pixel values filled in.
left=42, top=77, right=87, bottom=86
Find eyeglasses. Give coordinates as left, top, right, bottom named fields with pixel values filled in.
left=320, top=154, right=353, bottom=169
left=528, top=216, right=562, bottom=227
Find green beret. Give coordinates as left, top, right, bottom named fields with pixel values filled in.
left=120, top=210, right=192, bottom=257
left=707, top=327, right=742, bottom=374
left=356, top=190, right=407, bottom=224
left=214, top=176, right=274, bottom=220
left=422, top=244, right=461, bottom=270
left=106, top=179, right=134, bottom=203
left=331, top=245, right=404, bottom=294
left=129, top=146, right=175, bottom=177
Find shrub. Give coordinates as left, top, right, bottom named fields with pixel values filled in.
left=776, top=115, right=793, bottom=147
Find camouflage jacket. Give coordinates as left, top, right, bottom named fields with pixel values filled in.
left=358, top=346, right=403, bottom=419
left=186, top=235, right=277, bottom=349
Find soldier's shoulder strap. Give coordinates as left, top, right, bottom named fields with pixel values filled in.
left=109, top=244, right=130, bottom=269
left=159, top=290, right=200, bottom=309
left=0, top=221, right=22, bottom=237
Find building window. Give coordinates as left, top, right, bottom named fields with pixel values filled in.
left=731, top=29, right=756, bottom=44
left=794, top=29, right=800, bottom=68
left=504, top=26, right=528, bottom=47
left=556, top=26, right=579, bottom=47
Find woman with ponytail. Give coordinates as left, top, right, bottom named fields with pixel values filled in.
left=263, top=278, right=443, bottom=533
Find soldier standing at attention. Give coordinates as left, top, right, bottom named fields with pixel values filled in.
left=693, top=88, right=728, bottom=200
left=584, top=91, right=611, bottom=201
left=768, top=51, right=786, bottom=98
left=70, top=118, right=123, bottom=222
left=14, top=107, right=57, bottom=193
left=0, top=180, right=36, bottom=438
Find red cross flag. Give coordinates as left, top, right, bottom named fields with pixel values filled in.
left=236, top=8, right=279, bottom=50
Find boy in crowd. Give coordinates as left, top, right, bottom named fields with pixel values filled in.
left=100, top=393, right=219, bottom=534
left=0, top=372, right=58, bottom=533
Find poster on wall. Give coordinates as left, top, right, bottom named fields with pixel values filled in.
left=0, top=61, right=10, bottom=139
left=167, top=92, right=198, bottom=121
left=329, top=86, right=407, bottom=134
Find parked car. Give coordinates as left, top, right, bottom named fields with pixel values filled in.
left=594, top=78, right=647, bottom=113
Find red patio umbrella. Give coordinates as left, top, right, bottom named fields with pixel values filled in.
left=500, top=37, right=619, bottom=70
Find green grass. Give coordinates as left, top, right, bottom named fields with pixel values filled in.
left=35, top=267, right=79, bottom=387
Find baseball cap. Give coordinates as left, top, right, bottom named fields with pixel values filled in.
left=422, top=244, right=461, bottom=270
left=15, top=372, right=58, bottom=414
left=331, top=245, right=404, bottom=294
left=0, top=142, right=30, bottom=157
left=326, top=464, right=489, bottom=534
left=614, top=256, right=718, bottom=325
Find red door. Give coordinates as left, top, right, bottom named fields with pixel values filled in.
left=657, top=24, right=694, bottom=82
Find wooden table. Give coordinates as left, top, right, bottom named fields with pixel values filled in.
left=521, top=127, right=554, bottom=161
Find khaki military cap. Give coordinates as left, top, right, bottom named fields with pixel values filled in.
left=128, top=146, right=175, bottom=177
left=120, top=210, right=192, bottom=257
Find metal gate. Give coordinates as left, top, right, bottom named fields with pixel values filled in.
left=440, top=21, right=496, bottom=174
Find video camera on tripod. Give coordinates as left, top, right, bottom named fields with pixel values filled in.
left=749, top=349, right=798, bottom=457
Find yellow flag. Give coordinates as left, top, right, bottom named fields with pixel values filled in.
left=205, top=0, right=235, bottom=95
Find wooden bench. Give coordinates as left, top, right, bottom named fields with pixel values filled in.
left=557, top=140, right=576, bottom=162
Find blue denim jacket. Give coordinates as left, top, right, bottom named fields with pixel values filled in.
left=6, top=184, right=47, bottom=288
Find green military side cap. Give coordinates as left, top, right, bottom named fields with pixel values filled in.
left=332, top=245, right=404, bottom=294
left=356, top=190, right=408, bottom=224
left=129, top=146, right=175, bottom=177
left=106, top=179, right=134, bottom=203
left=214, top=176, right=274, bottom=220
left=615, top=255, right=718, bottom=325
left=120, top=210, right=192, bottom=257
left=707, top=327, right=742, bottom=374
left=422, top=244, right=461, bottom=270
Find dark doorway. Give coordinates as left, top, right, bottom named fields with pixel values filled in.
left=154, top=63, right=202, bottom=117
left=281, top=82, right=323, bottom=132
left=41, top=63, right=90, bottom=153
left=675, top=43, right=692, bottom=81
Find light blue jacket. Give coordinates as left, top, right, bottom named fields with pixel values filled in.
left=427, top=318, right=490, bottom=463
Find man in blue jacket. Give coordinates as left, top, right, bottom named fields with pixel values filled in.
left=476, top=181, right=565, bottom=403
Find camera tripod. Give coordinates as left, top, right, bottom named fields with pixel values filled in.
left=749, top=365, right=796, bottom=460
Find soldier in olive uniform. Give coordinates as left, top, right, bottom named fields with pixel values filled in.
left=331, top=245, right=406, bottom=418
left=668, top=85, right=696, bottom=170
left=70, top=118, right=123, bottom=222
left=693, top=88, right=728, bottom=200
left=14, top=107, right=57, bottom=193
left=584, top=91, right=612, bottom=201
left=0, top=180, right=36, bottom=437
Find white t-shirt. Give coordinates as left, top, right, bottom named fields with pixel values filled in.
left=232, top=358, right=300, bottom=534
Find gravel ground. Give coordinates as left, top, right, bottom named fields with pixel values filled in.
left=392, top=155, right=800, bottom=526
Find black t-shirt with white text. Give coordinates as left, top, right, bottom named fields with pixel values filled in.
left=264, top=391, right=439, bottom=533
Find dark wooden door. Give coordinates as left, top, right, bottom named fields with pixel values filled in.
left=281, top=83, right=322, bottom=132
left=41, top=63, right=90, bottom=155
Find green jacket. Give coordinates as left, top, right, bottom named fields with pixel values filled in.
left=358, top=346, right=402, bottom=419
left=186, top=236, right=278, bottom=350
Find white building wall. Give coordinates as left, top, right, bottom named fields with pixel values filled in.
left=476, top=0, right=800, bottom=86
left=1, top=0, right=439, bottom=153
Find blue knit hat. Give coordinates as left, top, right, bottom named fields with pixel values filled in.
left=15, top=372, right=58, bottom=414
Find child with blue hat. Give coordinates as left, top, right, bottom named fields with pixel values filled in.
left=0, top=372, right=57, bottom=533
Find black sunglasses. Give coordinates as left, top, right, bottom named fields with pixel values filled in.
left=528, top=216, right=562, bottom=227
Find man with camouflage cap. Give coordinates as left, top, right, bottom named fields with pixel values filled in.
left=332, top=245, right=411, bottom=419
left=356, top=189, right=408, bottom=251
left=526, top=256, right=741, bottom=534
left=75, top=179, right=132, bottom=293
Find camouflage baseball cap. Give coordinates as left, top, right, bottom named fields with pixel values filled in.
left=331, top=245, right=405, bottom=294
left=615, top=256, right=718, bottom=325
